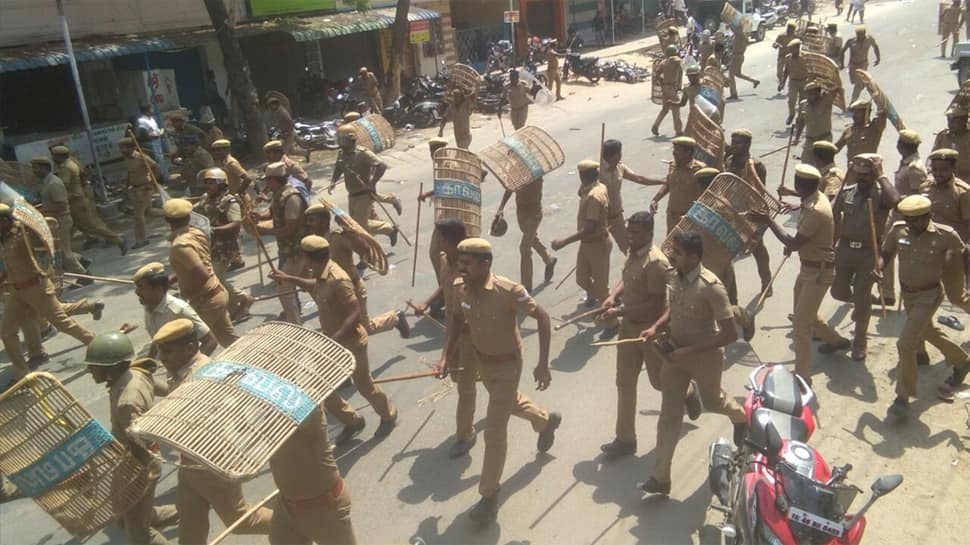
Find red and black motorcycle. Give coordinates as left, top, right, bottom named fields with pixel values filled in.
left=743, top=365, right=818, bottom=443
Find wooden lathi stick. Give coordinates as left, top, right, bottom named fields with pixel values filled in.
left=753, top=253, right=790, bottom=313
left=866, top=199, right=888, bottom=318
left=759, top=142, right=792, bottom=158
left=411, top=182, right=424, bottom=287
left=405, top=300, right=446, bottom=330
left=554, top=265, right=577, bottom=290
left=373, top=368, right=465, bottom=385
left=63, top=272, right=134, bottom=285
left=553, top=306, right=604, bottom=331
left=207, top=490, right=279, bottom=545
left=777, top=130, right=795, bottom=189
left=252, top=289, right=298, bottom=303
left=591, top=337, right=644, bottom=347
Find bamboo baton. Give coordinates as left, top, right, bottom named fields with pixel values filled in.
left=405, top=300, right=446, bottom=330
left=591, top=337, right=644, bottom=347
left=753, top=254, right=790, bottom=313
left=866, top=199, right=888, bottom=318
left=777, top=129, right=795, bottom=192
left=373, top=368, right=465, bottom=385
left=63, top=272, right=134, bottom=285
left=553, top=306, right=605, bottom=331
left=411, top=182, right=424, bottom=287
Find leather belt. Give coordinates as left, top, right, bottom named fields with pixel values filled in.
left=13, top=276, right=40, bottom=289
left=901, top=282, right=940, bottom=293
left=475, top=349, right=519, bottom=364
left=282, top=478, right=344, bottom=510
left=349, top=190, right=370, bottom=198
left=800, top=259, right=834, bottom=269
left=581, top=232, right=609, bottom=243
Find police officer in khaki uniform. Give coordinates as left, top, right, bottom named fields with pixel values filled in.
left=0, top=203, right=99, bottom=383
left=750, top=165, right=849, bottom=383
left=679, top=65, right=703, bottom=110
left=33, top=157, right=87, bottom=275
left=501, top=69, right=534, bottom=130
left=264, top=139, right=314, bottom=192
left=193, top=168, right=254, bottom=322
left=170, top=136, right=214, bottom=196
left=932, top=105, right=970, bottom=181
left=152, top=319, right=273, bottom=544
left=330, top=127, right=399, bottom=244
left=119, top=137, right=161, bottom=250
left=650, top=137, right=706, bottom=234
left=439, top=88, right=474, bottom=149
left=413, top=219, right=481, bottom=458
left=878, top=195, right=970, bottom=418
left=841, top=26, right=881, bottom=103
left=795, top=81, right=835, bottom=161
left=252, top=163, right=308, bottom=324
left=210, top=139, right=255, bottom=253
left=546, top=41, right=565, bottom=101
left=638, top=231, right=747, bottom=496
left=199, top=113, right=225, bottom=152
left=439, top=238, right=560, bottom=523
left=418, top=137, right=451, bottom=304
left=652, top=45, right=685, bottom=137
left=169, top=111, right=207, bottom=146
left=266, top=97, right=301, bottom=156
left=880, top=129, right=928, bottom=308
left=84, top=333, right=173, bottom=545
left=826, top=23, right=843, bottom=65
left=163, top=198, right=236, bottom=347
left=829, top=154, right=900, bottom=361
left=357, top=66, right=383, bottom=114
left=725, top=130, right=774, bottom=293
left=50, top=145, right=128, bottom=254
left=132, top=262, right=217, bottom=357
left=304, top=203, right=409, bottom=338
left=598, top=140, right=666, bottom=255
left=495, top=175, right=558, bottom=293
left=813, top=141, right=844, bottom=199
left=597, top=211, right=703, bottom=457
left=551, top=160, right=619, bottom=339
left=941, top=0, right=965, bottom=58
left=836, top=100, right=888, bottom=181
left=271, top=235, right=399, bottom=439
left=773, top=22, right=797, bottom=85
left=922, top=148, right=970, bottom=314
left=728, top=28, right=760, bottom=99
left=778, top=39, right=809, bottom=125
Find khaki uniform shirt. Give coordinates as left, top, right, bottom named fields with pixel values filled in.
left=325, top=230, right=362, bottom=288
left=39, top=173, right=69, bottom=217
left=785, top=54, right=809, bottom=82
left=164, top=352, right=209, bottom=395
left=0, top=222, right=44, bottom=285
left=359, top=72, right=380, bottom=97
left=894, top=153, right=927, bottom=195
left=660, top=57, right=683, bottom=91
left=108, top=364, right=157, bottom=466
left=577, top=181, right=610, bottom=239
left=598, top=162, right=631, bottom=218
left=202, top=126, right=225, bottom=151
left=172, top=123, right=206, bottom=144
left=336, top=147, right=383, bottom=195
left=271, top=185, right=307, bottom=258
left=195, top=190, right=241, bottom=261
left=775, top=32, right=795, bottom=59
left=447, top=97, right=472, bottom=137
left=683, top=82, right=701, bottom=107
left=515, top=178, right=543, bottom=211
left=283, top=155, right=310, bottom=183
left=144, top=293, right=211, bottom=340
left=219, top=154, right=249, bottom=196
left=840, top=117, right=887, bottom=160
left=797, top=191, right=835, bottom=262
left=942, top=5, right=964, bottom=30
left=847, top=36, right=877, bottom=66
left=884, top=221, right=964, bottom=288
left=622, top=244, right=670, bottom=325
left=819, top=163, right=844, bottom=200
left=453, top=274, right=538, bottom=359
left=921, top=176, right=970, bottom=239
left=800, top=95, right=835, bottom=138
left=313, top=260, right=366, bottom=350
left=667, top=159, right=706, bottom=215
left=726, top=155, right=767, bottom=188
left=668, top=264, right=733, bottom=348
left=834, top=182, right=892, bottom=245
left=546, top=49, right=560, bottom=71
left=54, top=159, right=84, bottom=200
left=506, top=81, right=533, bottom=110
left=438, top=252, right=462, bottom=318
left=127, top=151, right=158, bottom=188
left=732, top=31, right=748, bottom=63
left=169, top=226, right=220, bottom=304
left=270, top=407, right=341, bottom=501
left=932, top=129, right=970, bottom=179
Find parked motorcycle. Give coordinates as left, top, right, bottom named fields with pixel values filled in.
left=487, top=40, right=514, bottom=74
left=327, top=76, right=357, bottom=115
left=382, top=93, right=441, bottom=129
left=743, top=365, right=818, bottom=443
left=293, top=119, right=339, bottom=150
left=600, top=59, right=649, bottom=83
left=563, top=49, right=602, bottom=83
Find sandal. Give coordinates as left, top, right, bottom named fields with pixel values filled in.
left=937, top=315, right=964, bottom=331
left=937, top=364, right=970, bottom=402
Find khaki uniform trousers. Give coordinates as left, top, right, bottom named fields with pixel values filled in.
left=428, top=229, right=444, bottom=285
left=455, top=132, right=472, bottom=150
left=728, top=57, right=757, bottom=97
left=831, top=245, right=876, bottom=348
left=123, top=478, right=172, bottom=545
left=547, top=68, right=563, bottom=99
left=787, top=79, right=805, bottom=119
left=1, top=281, right=95, bottom=378
left=608, top=213, right=630, bottom=255
left=455, top=334, right=480, bottom=442
left=896, top=286, right=969, bottom=398
left=277, top=255, right=305, bottom=324
left=53, top=214, right=86, bottom=274
left=653, top=86, right=683, bottom=134
left=269, top=486, right=356, bottom=545
left=130, top=186, right=154, bottom=242
left=177, top=465, right=273, bottom=545
left=751, top=239, right=773, bottom=288
left=848, top=62, right=867, bottom=103
left=510, top=107, right=528, bottom=130
left=516, top=205, right=554, bottom=291
left=478, top=358, right=550, bottom=498
left=359, top=285, right=398, bottom=335
left=943, top=24, right=960, bottom=57
left=576, top=238, right=613, bottom=304
left=37, top=298, right=96, bottom=334
left=212, top=257, right=248, bottom=316
left=792, top=265, right=845, bottom=380
left=324, top=344, right=396, bottom=422
left=366, top=91, right=383, bottom=115
left=72, top=197, right=122, bottom=243
left=941, top=253, right=970, bottom=314
left=652, top=349, right=746, bottom=483
left=189, top=287, right=236, bottom=347
left=666, top=211, right=684, bottom=236
left=615, top=319, right=664, bottom=443
left=879, top=214, right=898, bottom=299
left=348, top=194, right=394, bottom=237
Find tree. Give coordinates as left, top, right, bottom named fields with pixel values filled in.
left=202, top=0, right=267, bottom=156
left=385, top=0, right=411, bottom=102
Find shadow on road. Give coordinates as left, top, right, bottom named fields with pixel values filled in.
left=845, top=410, right=966, bottom=459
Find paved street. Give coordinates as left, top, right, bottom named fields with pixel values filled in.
left=2, top=0, right=969, bottom=543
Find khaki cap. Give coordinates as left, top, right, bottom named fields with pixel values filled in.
left=788, top=38, right=802, bottom=47
left=50, top=145, right=70, bottom=155
left=812, top=140, right=837, bottom=152
left=897, top=195, right=932, bottom=217
left=848, top=99, right=870, bottom=110
left=337, top=125, right=357, bottom=137
left=457, top=237, right=492, bottom=255
left=929, top=148, right=959, bottom=161
left=305, top=203, right=329, bottom=216
left=300, top=235, right=330, bottom=252
left=211, top=139, right=231, bottom=149
left=132, top=262, right=165, bottom=282
left=672, top=136, right=697, bottom=147
left=429, top=137, right=449, bottom=147
left=695, top=167, right=720, bottom=178
left=730, top=129, right=753, bottom=139
left=851, top=153, right=882, bottom=173
left=343, top=111, right=362, bottom=122
left=855, top=25, right=867, bottom=33
left=897, top=129, right=921, bottom=145
left=118, top=137, right=134, bottom=146
left=265, top=161, right=287, bottom=178
left=0, top=203, right=12, bottom=216
left=804, top=80, right=822, bottom=91
left=30, top=157, right=52, bottom=167
left=794, top=164, right=822, bottom=181
left=263, top=140, right=284, bottom=151
left=577, top=159, right=599, bottom=172
left=163, top=198, right=193, bottom=219
left=152, top=318, right=195, bottom=344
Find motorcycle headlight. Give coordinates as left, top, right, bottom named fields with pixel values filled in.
left=756, top=521, right=785, bottom=545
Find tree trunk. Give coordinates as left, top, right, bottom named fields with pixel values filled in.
left=202, top=0, right=266, bottom=157
left=385, top=0, right=412, bottom=102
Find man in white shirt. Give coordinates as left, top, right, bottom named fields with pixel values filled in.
left=130, top=261, right=217, bottom=356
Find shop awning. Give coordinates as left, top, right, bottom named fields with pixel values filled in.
left=0, top=6, right=439, bottom=74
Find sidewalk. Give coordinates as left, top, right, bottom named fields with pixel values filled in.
left=589, top=32, right=662, bottom=59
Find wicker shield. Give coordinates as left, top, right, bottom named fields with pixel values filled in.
left=803, top=52, right=846, bottom=111
left=854, top=69, right=906, bottom=131
left=131, top=322, right=355, bottom=481
left=651, top=57, right=666, bottom=105
left=449, top=63, right=483, bottom=97
left=662, top=173, right=783, bottom=271
left=801, top=31, right=831, bottom=55
left=0, top=373, right=152, bottom=537
left=721, top=3, right=752, bottom=34
left=348, top=114, right=395, bottom=154
left=949, top=78, right=970, bottom=112
left=700, top=65, right=726, bottom=117
left=0, top=183, right=56, bottom=257
left=686, top=105, right=725, bottom=169
left=478, top=126, right=565, bottom=192
left=433, top=147, right=484, bottom=237
left=657, top=18, right=680, bottom=51
left=317, top=197, right=389, bottom=274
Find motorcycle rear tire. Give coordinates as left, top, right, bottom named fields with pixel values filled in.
left=413, top=110, right=435, bottom=128
left=586, top=70, right=601, bottom=84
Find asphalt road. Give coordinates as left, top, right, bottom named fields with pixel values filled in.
left=2, top=0, right=968, bottom=544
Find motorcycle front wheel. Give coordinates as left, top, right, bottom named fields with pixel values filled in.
left=412, top=110, right=435, bottom=128
left=586, top=67, right=602, bottom=83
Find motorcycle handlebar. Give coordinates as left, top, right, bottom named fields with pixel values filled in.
left=826, top=463, right=853, bottom=486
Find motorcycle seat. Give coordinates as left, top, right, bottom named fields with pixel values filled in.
left=750, top=407, right=809, bottom=446
left=760, top=365, right=804, bottom=416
